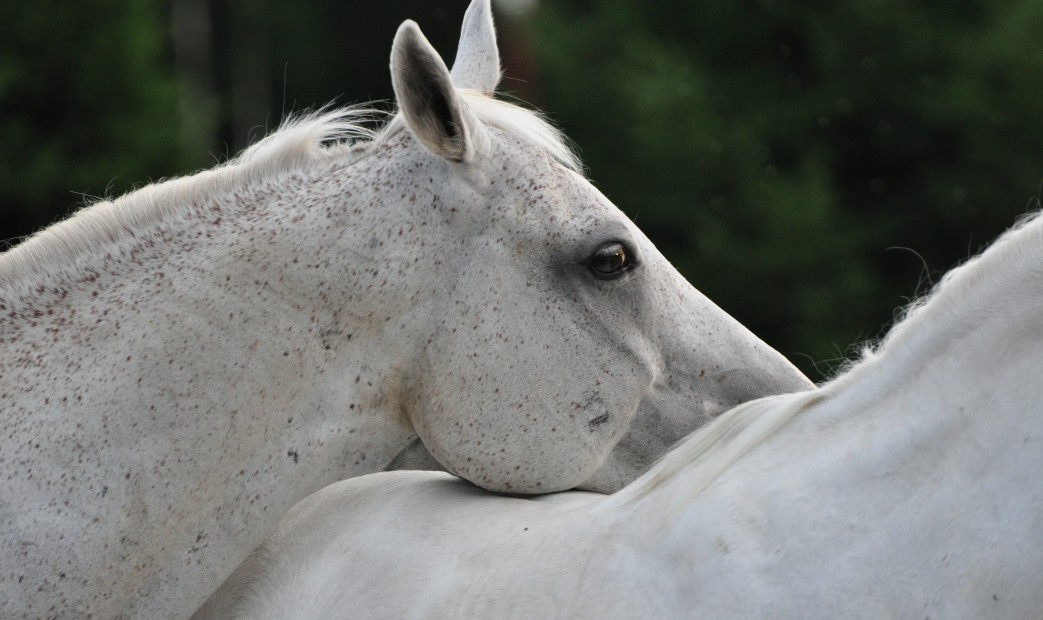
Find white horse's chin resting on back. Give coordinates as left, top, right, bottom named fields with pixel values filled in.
left=0, top=1, right=809, bottom=618
left=197, top=209, right=1043, bottom=619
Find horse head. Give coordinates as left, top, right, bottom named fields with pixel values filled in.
left=386, top=0, right=812, bottom=493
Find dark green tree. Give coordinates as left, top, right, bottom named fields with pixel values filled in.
left=0, top=1, right=192, bottom=247
left=528, top=0, right=1043, bottom=379
left=0, top=0, right=467, bottom=248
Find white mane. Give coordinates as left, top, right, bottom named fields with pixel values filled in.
left=841, top=208, right=1043, bottom=377
left=616, top=208, right=1043, bottom=506
left=0, top=92, right=579, bottom=296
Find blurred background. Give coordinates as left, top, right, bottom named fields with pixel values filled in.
left=2, top=0, right=1042, bottom=381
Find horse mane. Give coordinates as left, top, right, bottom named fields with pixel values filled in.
left=0, top=91, right=579, bottom=295
left=832, top=208, right=1043, bottom=389
left=614, top=207, right=1043, bottom=507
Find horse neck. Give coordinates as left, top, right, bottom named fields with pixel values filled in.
left=4, top=137, right=426, bottom=320
left=0, top=142, right=434, bottom=472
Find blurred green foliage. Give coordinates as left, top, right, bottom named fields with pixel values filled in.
left=2, top=0, right=1042, bottom=380
left=0, top=1, right=189, bottom=242
left=529, top=0, right=1043, bottom=377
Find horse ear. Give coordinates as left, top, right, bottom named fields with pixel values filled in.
left=391, top=21, right=476, bottom=163
left=450, top=0, right=501, bottom=93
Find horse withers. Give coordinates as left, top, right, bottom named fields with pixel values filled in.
left=0, top=1, right=809, bottom=617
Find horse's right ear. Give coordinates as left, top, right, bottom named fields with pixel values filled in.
left=391, top=21, right=479, bottom=163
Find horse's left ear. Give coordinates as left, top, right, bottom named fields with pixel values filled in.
left=450, top=0, right=501, bottom=93
left=391, top=20, right=480, bottom=163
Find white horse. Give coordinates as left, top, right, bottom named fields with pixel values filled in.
left=0, top=1, right=810, bottom=618
left=197, top=209, right=1043, bottom=619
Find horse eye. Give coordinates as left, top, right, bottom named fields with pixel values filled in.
left=588, top=242, right=631, bottom=278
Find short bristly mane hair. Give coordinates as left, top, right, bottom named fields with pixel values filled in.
left=0, top=91, right=580, bottom=295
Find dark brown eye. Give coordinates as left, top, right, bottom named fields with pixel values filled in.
left=588, top=242, right=631, bottom=278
